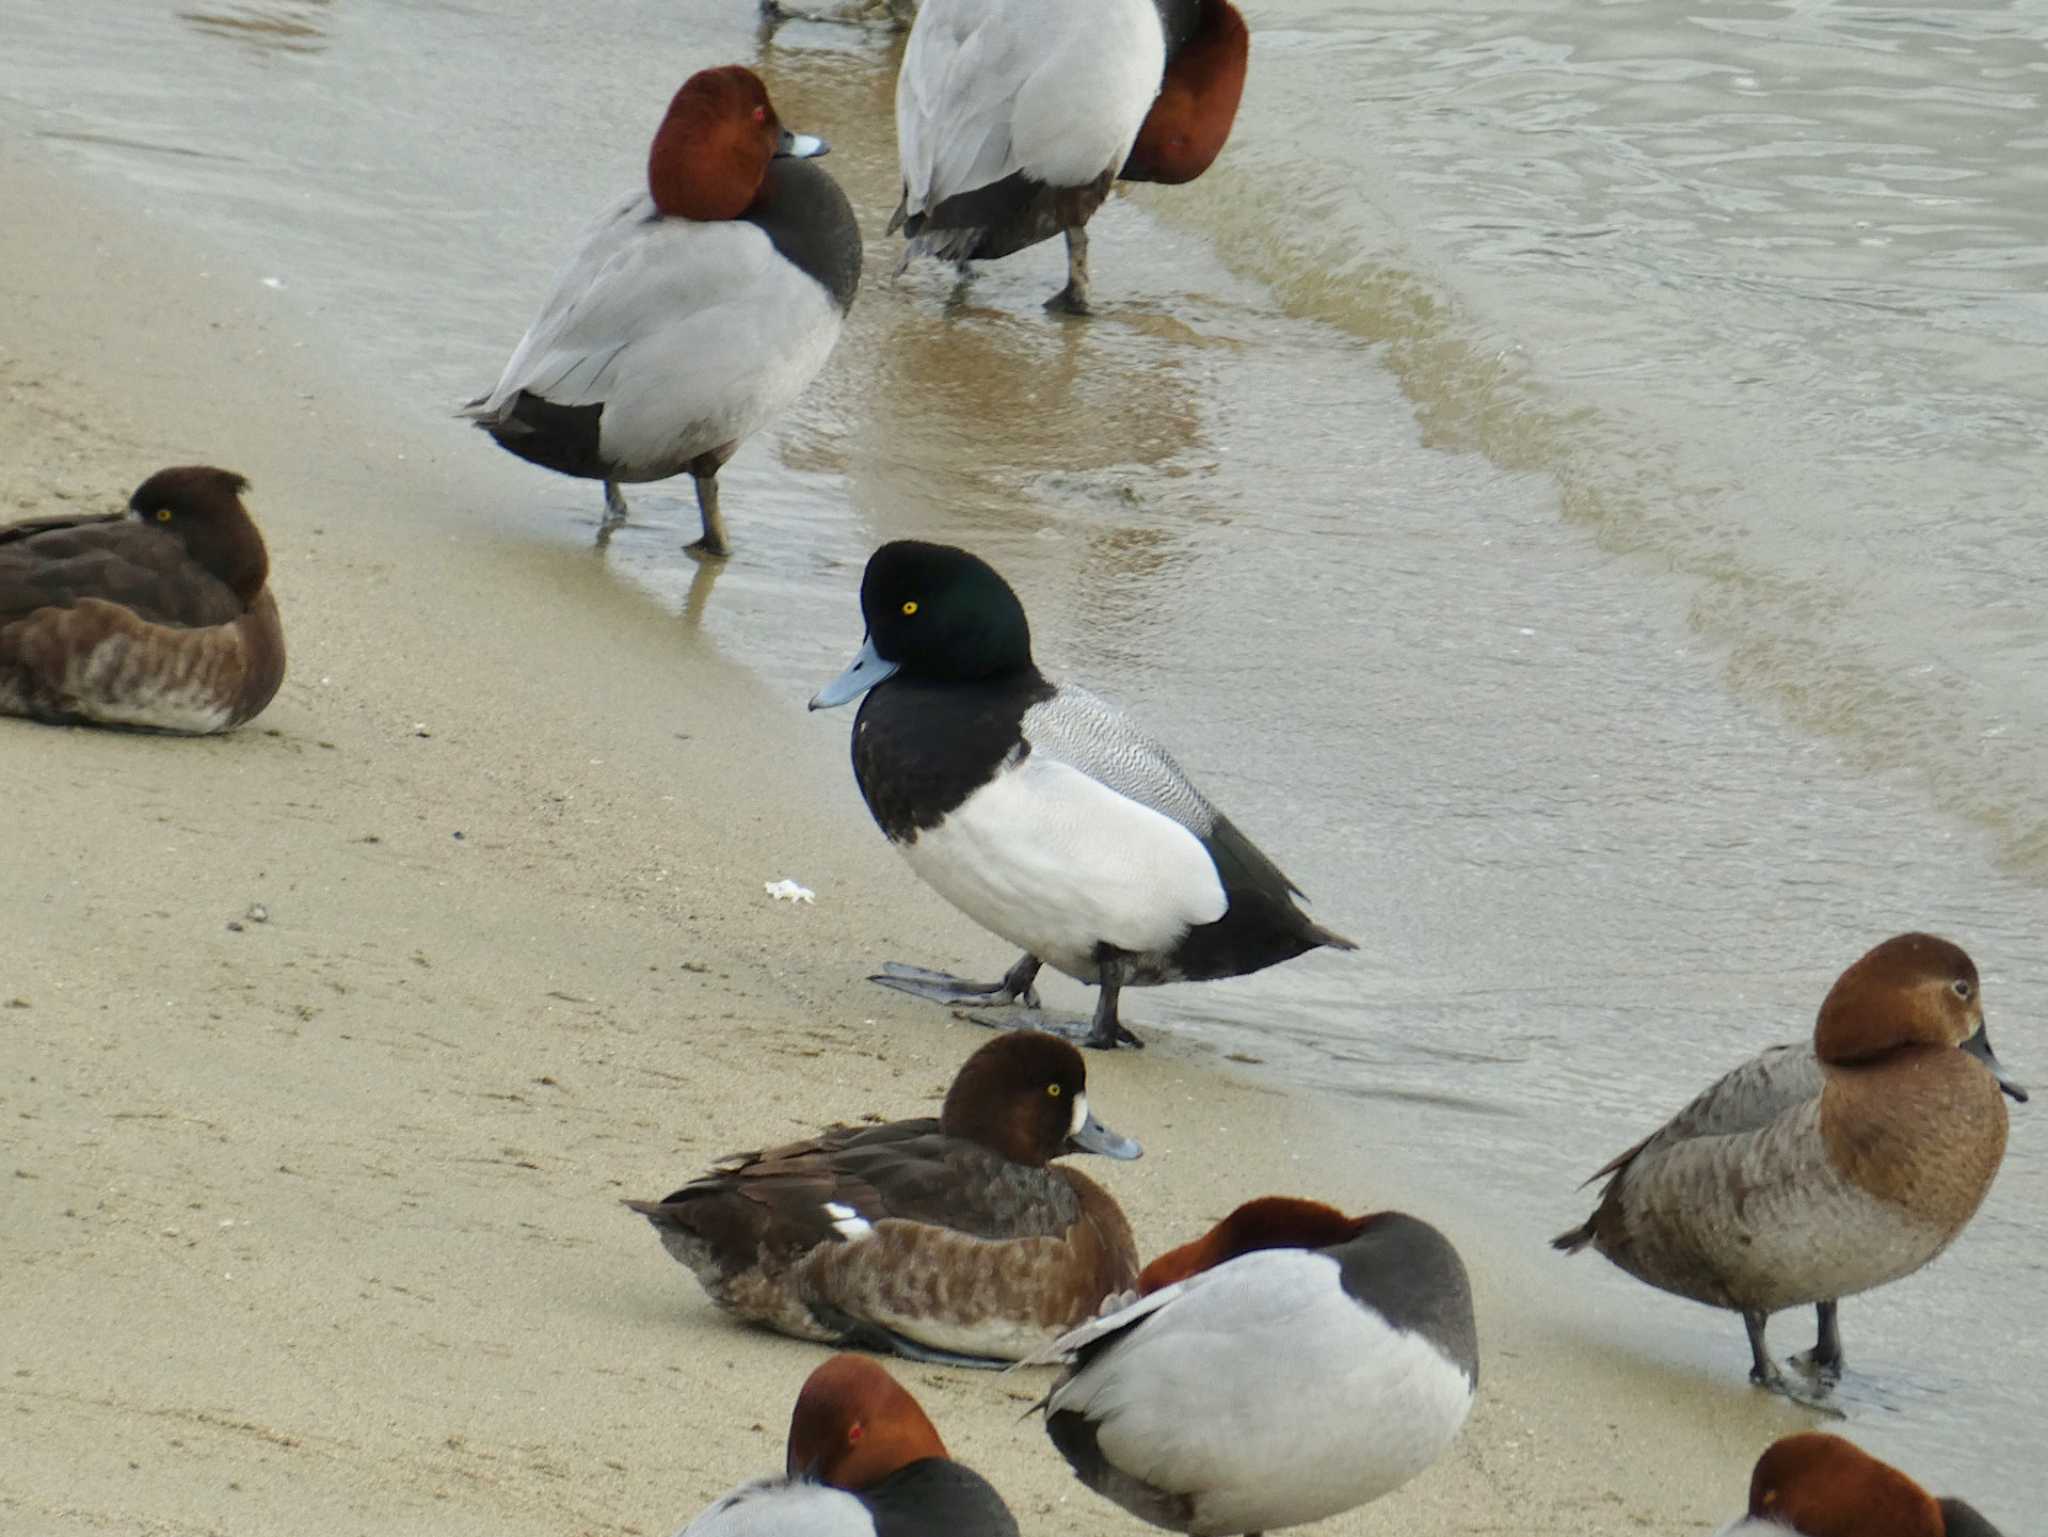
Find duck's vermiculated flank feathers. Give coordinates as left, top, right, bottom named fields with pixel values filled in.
left=0, top=467, right=284, bottom=733
left=744, top=158, right=863, bottom=311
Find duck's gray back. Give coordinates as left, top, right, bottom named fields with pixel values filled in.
left=1021, top=684, right=1217, bottom=838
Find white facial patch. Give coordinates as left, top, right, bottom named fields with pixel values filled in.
left=822, top=1201, right=874, bottom=1242
left=1070, top=1093, right=1089, bottom=1139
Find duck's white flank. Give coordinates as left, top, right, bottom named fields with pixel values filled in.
left=1713, top=1521, right=1793, bottom=1536
left=896, top=0, right=1166, bottom=215
left=678, top=1477, right=876, bottom=1537
left=898, top=749, right=1226, bottom=977
left=472, top=195, right=842, bottom=480
left=1048, top=1249, right=1475, bottom=1537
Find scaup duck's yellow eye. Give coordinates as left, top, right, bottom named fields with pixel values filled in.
left=1046, top=1082, right=1061, bottom=1097
left=901, top=600, right=918, bottom=616
left=155, top=508, right=173, bottom=522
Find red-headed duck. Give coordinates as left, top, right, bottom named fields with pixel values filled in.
left=679, top=1354, right=1019, bottom=1536
left=625, top=1031, right=1142, bottom=1365
left=1716, top=1433, right=2003, bottom=1537
left=1037, top=1197, right=1477, bottom=1535
left=464, top=66, right=860, bottom=556
left=891, top=0, right=1247, bottom=314
left=0, top=467, right=285, bottom=733
left=808, top=541, right=1354, bottom=1051
left=1555, top=932, right=2026, bottom=1399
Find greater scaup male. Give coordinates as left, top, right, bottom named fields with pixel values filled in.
left=1555, top=932, right=2025, bottom=1401
left=0, top=466, right=285, bottom=733
left=1036, top=1197, right=1477, bottom=1535
left=626, top=1031, right=1141, bottom=1366
left=679, top=1355, right=1019, bottom=1537
left=809, top=540, right=1354, bottom=1050
left=464, top=66, right=860, bottom=555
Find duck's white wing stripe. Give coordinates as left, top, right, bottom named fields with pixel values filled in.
left=1021, top=686, right=1218, bottom=840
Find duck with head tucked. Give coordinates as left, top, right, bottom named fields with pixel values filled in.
left=892, top=0, right=1247, bottom=313
left=1718, top=1432, right=2004, bottom=1537
left=465, top=65, right=860, bottom=556
left=0, top=467, right=285, bottom=734
left=678, top=1354, right=1018, bottom=1537
left=1034, top=1196, right=1477, bottom=1536
left=809, top=541, right=1354, bottom=1050
left=1554, top=932, right=2026, bottom=1399
left=626, top=1031, right=1140, bottom=1366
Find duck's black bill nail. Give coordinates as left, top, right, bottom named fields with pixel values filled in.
left=776, top=129, right=830, bottom=159
left=809, top=635, right=897, bottom=710
left=1961, top=1025, right=2028, bottom=1103
left=1070, top=1111, right=1142, bottom=1161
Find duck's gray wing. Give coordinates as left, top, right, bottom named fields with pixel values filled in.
left=1023, top=683, right=1314, bottom=902
left=1593, top=1043, right=1822, bottom=1181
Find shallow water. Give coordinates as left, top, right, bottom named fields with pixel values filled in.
left=6, top=0, right=2045, bottom=1516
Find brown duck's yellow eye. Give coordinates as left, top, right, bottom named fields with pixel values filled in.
left=901, top=600, right=918, bottom=616
left=1046, top=1082, right=1061, bottom=1097
left=155, top=507, right=173, bottom=522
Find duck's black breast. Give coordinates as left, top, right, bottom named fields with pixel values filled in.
left=860, top=1458, right=1020, bottom=1537
left=851, top=671, right=1054, bottom=844
left=744, top=158, right=862, bottom=313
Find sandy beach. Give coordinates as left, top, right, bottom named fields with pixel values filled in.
left=3, top=133, right=1821, bottom=1536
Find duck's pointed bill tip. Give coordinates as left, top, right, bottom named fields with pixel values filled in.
left=811, top=636, right=896, bottom=710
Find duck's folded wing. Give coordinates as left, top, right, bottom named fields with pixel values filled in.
left=1589, top=1043, right=1820, bottom=1183
left=0, top=519, right=242, bottom=628
left=897, top=0, right=1027, bottom=213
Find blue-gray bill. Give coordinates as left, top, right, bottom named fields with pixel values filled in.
left=810, top=634, right=899, bottom=710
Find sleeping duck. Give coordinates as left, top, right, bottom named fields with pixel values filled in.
left=0, top=466, right=285, bottom=733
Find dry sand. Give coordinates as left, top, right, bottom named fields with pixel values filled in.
left=1, top=138, right=1812, bottom=1535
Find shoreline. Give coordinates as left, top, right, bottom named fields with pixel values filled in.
left=2, top=136, right=1791, bottom=1535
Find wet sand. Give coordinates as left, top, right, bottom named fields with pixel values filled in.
left=2, top=138, right=1803, bottom=1535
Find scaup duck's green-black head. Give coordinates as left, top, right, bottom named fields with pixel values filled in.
left=785, top=1354, right=947, bottom=1490
left=940, top=1031, right=1142, bottom=1166
left=128, top=466, right=268, bottom=605
left=809, top=541, right=1032, bottom=710
left=1814, top=932, right=2026, bottom=1102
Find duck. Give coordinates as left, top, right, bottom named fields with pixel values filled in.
left=0, top=466, right=285, bottom=733
left=1553, top=932, right=2026, bottom=1400
left=625, top=1030, right=1141, bottom=1366
left=678, top=1354, right=1019, bottom=1537
left=891, top=0, right=1247, bottom=313
left=807, top=540, right=1354, bottom=1051
left=1716, top=1432, right=2004, bottom=1537
left=464, top=65, right=861, bottom=556
left=1034, top=1196, right=1477, bottom=1536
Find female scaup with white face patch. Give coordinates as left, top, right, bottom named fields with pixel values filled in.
left=0, top=466, right=285, bottom=733
left=625, top=1031, right=1141, bottom=1367
left=809, top=540, right=1355, bottom=1050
